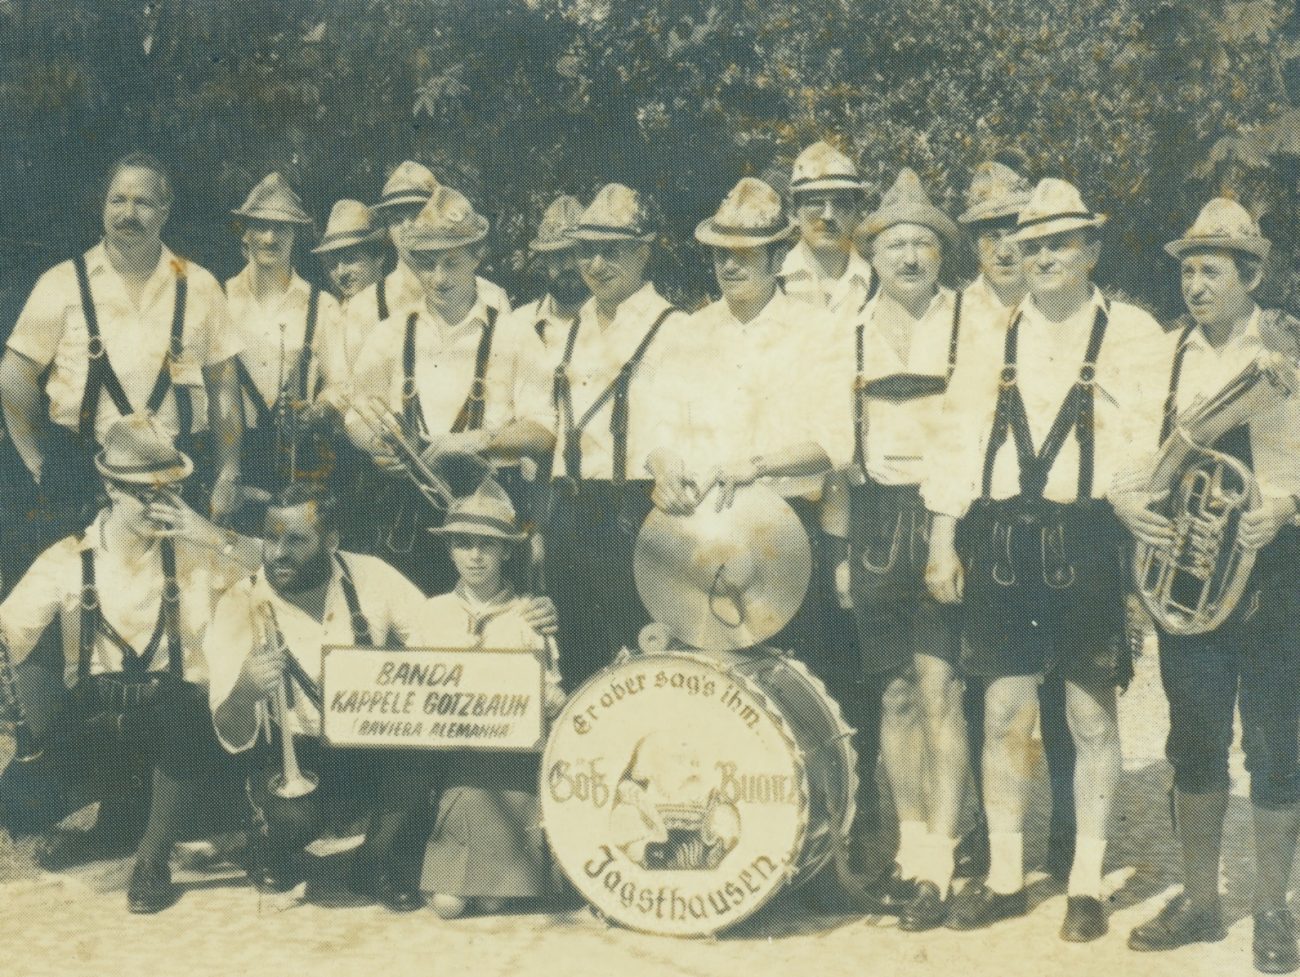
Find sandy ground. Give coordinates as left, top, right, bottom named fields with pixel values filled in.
left=0, top=644, right=1272, bottom=977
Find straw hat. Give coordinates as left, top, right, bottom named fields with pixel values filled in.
left=1010, top=178, right=1107, bottom=243
left=789, top=141, right=866, bottom=195
left=401, top=186, right=489, bottom=252
left=1164, top=197, right=1271, bottom=262
left=568, top=184, right=657, bottom=242
left=958, top=161, right=1033, bottom=226
left=232, top=173, right=312, bottom=225
left=529, top=195, right=584, bottom=252
left=95, top=413, right=193, bottom=485
left=695, top=178, right=797, bottom=248
left=312, top=199, right=386, bottom=254
left=375, top=161, right=439, bottom=211
left=859, top=168, right=959, bottom=244
left=429, top=479, right=527, bottom=542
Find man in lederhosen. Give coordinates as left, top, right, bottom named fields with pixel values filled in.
left=0, top=413, right=259, bottom=912
left=225, top=173, right=341, bottom=510
left=500, top=195, right=588, bottom=371
left=780, top=141, right=874, bottom=318
left=925, top=179, right=1171, bottom=940
left=524, top=183, right=688, bottom=691
left=1122, top=199, right=1300, bottom=975
left=0, top=152, right=245, bottom=552
left=949, top=161, right=1079, bottom=884
left=821, top=169, right=986, bottom=927
left=207, top=482, right=437, bottom=912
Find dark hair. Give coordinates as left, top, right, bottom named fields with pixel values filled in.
left=266, top=482, right=338, bottom=535
left=103, top=151, right=174, bottom=207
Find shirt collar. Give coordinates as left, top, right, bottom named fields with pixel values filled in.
left=453, top=582, right=516, bottom=611
left=783, top=240, right=873, bottom=288
left=578, top=281, right=665, bottom=332
left=1019, top=285, right=1107, bottom=328
left=88, top=240, right=179, bottom=296
left=228, top=264, right=311, bottom=303
left=1185, top=305, right=1263, bottom=355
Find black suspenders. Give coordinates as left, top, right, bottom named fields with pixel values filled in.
left=1159, top=321, right=1198, bottom=446
left=235, top=284, right=322, bottom=430
left=403, top=306, right=499, bottom=437
left=980, top=302, right=1111, bottom=500
left=553, top=306, right=677, bottom=484
left=277, top=552, right=374, bottom=710
left=73, top=253, right=189, bottom=442
left=77, top=537, right=182, bottom=684
left=376, top=275, right=389, bottom=322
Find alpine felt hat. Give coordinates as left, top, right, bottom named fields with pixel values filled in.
left=1165, top=197, right=1271, bottom=262
left=312, top=199, right=386, bottom=254
left=959, top=161, right=1033, bottom=226
left=695, top=177, right=797, bottom=248
left=789, top=141, right=867, bottom=195
left=1009, top=178, right=1108, bottom=243
left=568, top=184, right=657, bottom=242
left=401, top=186, right=490, bottom=252
left=859, top=168, right=959, bottom=245
left=95, top=412, right=194, bottom=485
left=375, top=161, right=439, bottom=211
left=529, top=195, right=584, bottom=252
left=429, top=478, right=528, bottom=542
left=232, top=173, right=312, bottom=225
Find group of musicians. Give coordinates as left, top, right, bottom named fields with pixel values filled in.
left=0, top=147, right=1296, bottom=972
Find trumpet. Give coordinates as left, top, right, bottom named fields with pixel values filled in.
left=256, top=604, right=318, bottom=801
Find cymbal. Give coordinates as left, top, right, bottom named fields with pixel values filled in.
left=634, top=485, right=811, bottom=651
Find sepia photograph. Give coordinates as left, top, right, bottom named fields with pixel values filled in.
left=1, top=2, right=1299, bottom=975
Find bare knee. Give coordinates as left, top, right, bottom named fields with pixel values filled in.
left=881, top=673, right=919, bottom=725
left=984, top=678, right=1038, bottom=745
left=915, top=655, right=963, bottom=720
left=1065, top=681, right=1117, bottom=751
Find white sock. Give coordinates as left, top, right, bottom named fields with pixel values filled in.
left=896, top=819, right=928, bottom=880
left=920, top=832, right=959, bottom=893
left=986, top=831, right=1024, bottom=894
left=1067, top=834, right=1107, bottom=898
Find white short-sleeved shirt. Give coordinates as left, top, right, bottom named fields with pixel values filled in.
left=779, top=240, right=875, bottom=320
left=525, top=282, right=686, bottom=481
left=205, top=552, right=428, bottom=751
left=922, top=289, right=1176, bottom=519
left=224, top=266, right=340, bottom=414
left=7, top=242, right=239, bottom=442
left=0, top=511, right=256, bottom=688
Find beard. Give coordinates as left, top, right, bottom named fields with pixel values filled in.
left=549, top=269, right=588, bottom=307
left=268, top=548, right=332, bottom=595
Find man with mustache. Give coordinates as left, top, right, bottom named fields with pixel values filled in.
left=0, top=413, right=260, bottom=912
left=779, top=141, right=875, bottom=318
left=0, top=152, right=246, bottom=547
left=925, top=179, right=1171, bottom=941
left=1122, top=200, right=1300, bottom=975
left=207, top=482, right=437, bottom=911
left=225, top=173, right=341, bottom=504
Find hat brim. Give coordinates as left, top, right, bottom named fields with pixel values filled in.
left=311, top=229, right=388, bottom=254
left=94, top=451, right=194, bottom=486
left=860, top=208, right=960, bottom=245
left=694, top=218, right=797, bottom=249
left=1164, top=235, right=1272, bottom=262
left=374, top=192, right=433, bottom=211
left=958, top=198, right=1030, bottom=225
left=529, top=236, right=579, bottom=253
left=429, top=521, right=528, bottom=543
left=404, top=228, right=490, bottom=251
left=790, top=177, right=867, bottom=194
left=1010, top=214, right=1107, bottom=243
left=567, top=227, right=656, bottom=242
left=232, top=207, right=313, bottom=226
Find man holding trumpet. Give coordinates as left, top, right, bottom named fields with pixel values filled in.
left=1119, top=200, right=1300, bottom=975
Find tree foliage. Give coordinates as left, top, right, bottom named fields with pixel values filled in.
left=2, top=0, right=1299, bottom=320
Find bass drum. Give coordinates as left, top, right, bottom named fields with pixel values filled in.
left=541, top=649, right=856, bottom=937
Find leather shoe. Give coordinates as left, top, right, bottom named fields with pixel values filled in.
left=373, top=871, right=424, bottom=913
left=953, top=827, right=990, bottom=880
left=899, top=881, right=949, bottom=932
left=945, top=880, right=1027, bottom=930
left=1060, top=895, right=1108, bottom=942
left=860, top=865, right=920, bottom=916
left=1255, top=910, right=1300, bottom=974
left=127, top=858, right=178, bottom=914
left=1128, top=893, right=1226, bottom=951
left=36, top=826, right=134, bottom=871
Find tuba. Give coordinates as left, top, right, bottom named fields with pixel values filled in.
left=1134, top=350, right=1298, bottom=635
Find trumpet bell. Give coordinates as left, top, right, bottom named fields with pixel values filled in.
left=269, top=768, right=319, bottom=800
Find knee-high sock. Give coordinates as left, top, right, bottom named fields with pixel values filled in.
left=1175, top=789, right=1228, bottom=909
left=135, top=767, right=190, bottom=865
left=1253, top=801, right=1300, bottom=913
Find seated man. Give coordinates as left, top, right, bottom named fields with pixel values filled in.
left=0, top=413, right=260, bottom=913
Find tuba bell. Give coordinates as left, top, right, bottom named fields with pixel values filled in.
left=1134, top=350, right=1297, bottom=635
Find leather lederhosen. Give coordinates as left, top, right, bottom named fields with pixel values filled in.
left=958, top=301, right=1130, bottom=681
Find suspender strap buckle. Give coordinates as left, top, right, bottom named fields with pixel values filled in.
left=80, top=583, right=99, bottom=612
left=400, top=375, right=418, bottom=401
left=1078, top=363, right=1097, bottom=386
left=999, top=366, right=1017, bottom=388
left=86, top=335, right=107, bottom=360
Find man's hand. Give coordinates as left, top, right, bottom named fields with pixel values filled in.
left=646, top=449, right=699, bottom=516
left=925, top=515, right=964, bottom=605
left=1239, top=494, right=1296, bottom=551
left=521, top=596, right=559, bottom=637
left=1111, top=491, right=1175, bottom=550
left=144, top=489, right=207, bottom=541
left=703, top=457, right=762, bottom=512
left=834, top=559, right=852, bottom=610
left=210, top=467, right=243, bottom=522
left=235, top=635, right=285, bottom=700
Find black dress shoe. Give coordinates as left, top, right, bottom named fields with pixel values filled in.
left=945, top=880, right=1027, bottom=930
left=1128, top=893, right=1226, bottom=951
left=953, top=828, right=990, bottom=880
left=1044, top=832, right=1075, bottom=883
left=127, top=858, right=178, bottom=914
left=1255, top=910, right=1300, bottom=974
left=373, top=871, right=425, bottom=913
left=1060, top=895, right=1108, bottom=942
left=899, top=881, right=949, bottom=932
left=860, top=866, right=921, bottom=916
left=36, top=826, right=134, bottom=871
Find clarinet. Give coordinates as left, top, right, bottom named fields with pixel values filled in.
left=0, top=637, right=43, bottom=763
